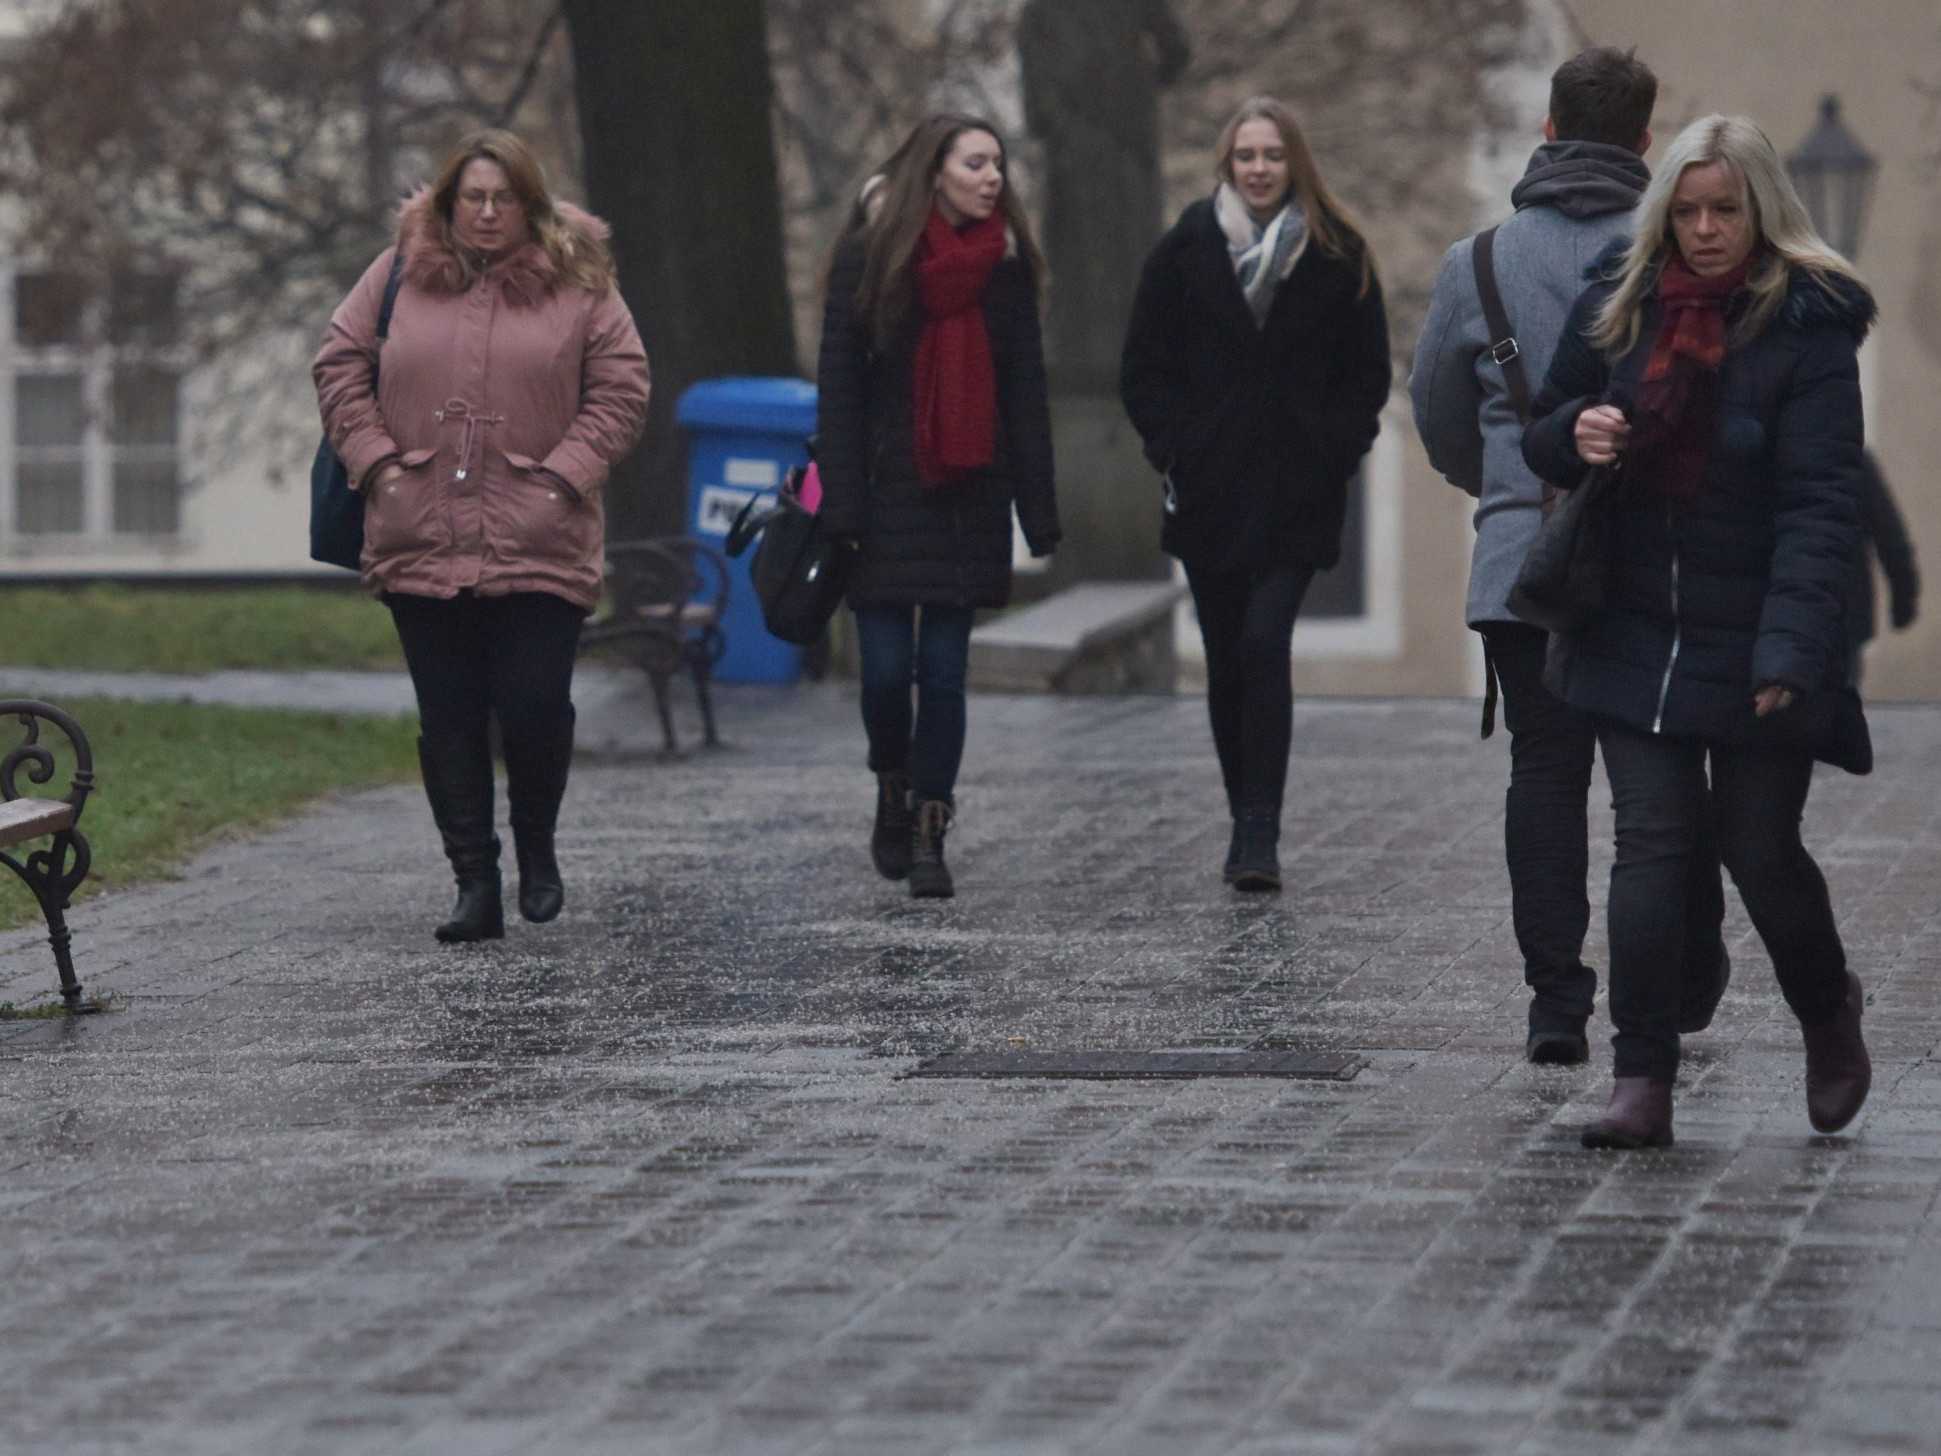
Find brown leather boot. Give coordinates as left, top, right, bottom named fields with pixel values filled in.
left=1802, top=971, right=1871, bottom=1134
left=1580, top=1077, right=1674, bottom=1149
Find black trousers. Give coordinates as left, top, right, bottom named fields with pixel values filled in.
left=1478, top=622, right=1600, bottom=1033
left=1597, top=718, right=1849, bottom=1080
left=1185, top=563, right=1315, bottom=819
left=387, top=591, right=584, bottom=811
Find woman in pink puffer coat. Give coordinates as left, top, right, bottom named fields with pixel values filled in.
left=315, top=128, right=649, bottom=945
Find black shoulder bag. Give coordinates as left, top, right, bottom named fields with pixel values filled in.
left=724, top=448, right=852, bottom=646
left=309, top=250, right=407, bottom=570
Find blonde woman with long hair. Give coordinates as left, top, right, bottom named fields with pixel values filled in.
left=315, top=129, right=649, bottom=943
left=1522, top=114, right=1875, bottom=1148
left=1120, top=96, right=1391, bottom=892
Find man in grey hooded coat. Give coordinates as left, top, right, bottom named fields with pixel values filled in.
left=1411, top=47, right=1729, bottom=1064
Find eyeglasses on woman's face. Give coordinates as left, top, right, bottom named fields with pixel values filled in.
left=457, top=187, right=523, bottom=216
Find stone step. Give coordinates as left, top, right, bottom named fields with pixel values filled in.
left=969, top=579, right=1185, bottom=693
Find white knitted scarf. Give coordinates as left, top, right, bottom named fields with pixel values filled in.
left=1214, top=181, right=1309, bottom=327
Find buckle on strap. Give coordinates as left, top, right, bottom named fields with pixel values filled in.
left=1489, top=336, right=1520, bottom=366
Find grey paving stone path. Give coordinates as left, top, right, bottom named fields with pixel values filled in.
left=3, top=677, right=1939, bottom=1456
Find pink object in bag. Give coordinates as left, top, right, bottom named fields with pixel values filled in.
left=795, top=459, right=822, bottom=515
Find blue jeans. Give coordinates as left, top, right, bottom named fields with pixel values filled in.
left=853, top=604, right=975, bottom=803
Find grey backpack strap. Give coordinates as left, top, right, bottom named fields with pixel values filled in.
left=1471, top=225, right=1533, bottom=426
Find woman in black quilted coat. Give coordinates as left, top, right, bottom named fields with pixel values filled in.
left=1523, top=114, right=1875, bottom=1149
left=816, top=114, right=1060, bottom=900
left=1120, top=96, right=1390, bottom=892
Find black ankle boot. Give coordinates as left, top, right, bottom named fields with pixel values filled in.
left=1223, top=818, right=1242, bottom=884
left=419, top=734, right=505, bottom=944
left=1231, top=809, right=1281, bottom=893
left=909, top=799, right=954, bottom=899
left=505, top=707, right=573, bottom=924
left=871, top=771, right=914, bottom=880
left=1802, top=971, right=1871, bottom=1134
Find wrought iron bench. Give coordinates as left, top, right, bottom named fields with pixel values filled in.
left=1, top=700, right=95, bottom=1009
left=578, top=538, right=730, bottom=756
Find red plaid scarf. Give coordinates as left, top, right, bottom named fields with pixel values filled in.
left=1630, top=252, right=1754, bottom=503
left=913, top=207, right=1005, bottom=486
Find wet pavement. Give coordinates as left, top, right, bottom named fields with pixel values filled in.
left=3, top=674, right=1940, bottom=1455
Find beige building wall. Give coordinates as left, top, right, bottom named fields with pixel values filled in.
left=1282, top=0, right=1941, bottom=700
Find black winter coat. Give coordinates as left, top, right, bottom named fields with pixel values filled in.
left=1521, top=252, right=1876, bottom=771
left=815, top=232, right=1060, bottom=610
left=1119, top=197, right=1391, bottom=574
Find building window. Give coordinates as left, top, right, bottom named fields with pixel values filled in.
left=3, top=267, right=185, bottom=548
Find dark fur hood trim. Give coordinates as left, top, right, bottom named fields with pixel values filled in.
left=1584, top=236, right=1876, bottom=342
left=1782, top=267, right=1875, bottom=342
left=394, top=186, right=612, bottom=306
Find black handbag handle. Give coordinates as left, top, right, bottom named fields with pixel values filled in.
left=725, top=491, right=785, bottom=558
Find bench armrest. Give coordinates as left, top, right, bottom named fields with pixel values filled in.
left=0, top=700, right=96, bottom=826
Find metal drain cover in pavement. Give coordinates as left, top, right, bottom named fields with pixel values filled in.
left=905, top=1049, right=1361, bottom=1081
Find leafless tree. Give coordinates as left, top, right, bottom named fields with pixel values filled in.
left=1161, top=0, right=1531, bottom=357
left=0, top=0, right=578, bottom=484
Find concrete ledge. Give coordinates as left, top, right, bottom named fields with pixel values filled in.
left=970, top=580, right=1185, bottom=694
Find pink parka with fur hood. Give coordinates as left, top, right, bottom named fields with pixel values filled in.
left=313, top=190, right=650, bottom=612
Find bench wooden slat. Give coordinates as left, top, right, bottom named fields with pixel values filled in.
left=0, top=797, right=74, bottom=849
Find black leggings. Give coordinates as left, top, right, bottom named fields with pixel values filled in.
left=386, top=591, right=584, bottom=755
left=1184, top=563, right=1316, bottom=818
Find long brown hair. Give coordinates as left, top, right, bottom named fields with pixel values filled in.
left=428, top=129, right=614, bottom=292
left=850, top=114, right=1046, bottom=350
left=1215, top=97, right=1376, bottom=297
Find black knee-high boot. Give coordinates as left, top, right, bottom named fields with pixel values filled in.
left=504, top=705, right=573, bottom=923
left=419, top=732, right=504, bottom=942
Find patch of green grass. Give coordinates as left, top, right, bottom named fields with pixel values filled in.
left=0, top=991, right=122, bottom=1019
left=0, top=584, right=403, bottom=673
left=1, top=696, right=420, bottom=933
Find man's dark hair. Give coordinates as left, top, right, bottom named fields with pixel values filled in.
left=1549, top=47, right=1657, bottom=149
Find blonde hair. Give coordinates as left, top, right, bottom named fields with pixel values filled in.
left=1590, top=113, right=1861, bottom=355
left=1214, top=96, right=1376, bottom=297
left=429, top=129, right=614, bottom=293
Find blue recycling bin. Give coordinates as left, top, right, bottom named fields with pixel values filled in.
left=676, top=376, right=820, bottom=683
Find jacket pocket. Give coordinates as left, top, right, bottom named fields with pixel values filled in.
left=364, top=448, right=442, bottom=556
left=504, top=451, right=599, bottom=565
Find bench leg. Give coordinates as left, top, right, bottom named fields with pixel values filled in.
left=44, top=901, right=82, bottom=1009
left=648, top=671, right=681, bottom=758
left=689, top=656, right=721, bottom=748
left=3, top=844, right=85, bottom=1009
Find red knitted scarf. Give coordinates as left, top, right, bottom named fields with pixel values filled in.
left=913, top=207, right=1005, bottom=487
left=1630, top=252, right=1753, bottom=503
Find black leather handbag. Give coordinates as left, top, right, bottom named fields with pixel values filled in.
left=1507, top=466, right=1616, bottom=635
left=309, top=251, right=407, bottom=570
left=724, top=456, right=851, bottom=646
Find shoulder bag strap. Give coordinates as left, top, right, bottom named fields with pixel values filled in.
left=369, top=249, right=406, bottom=395
left=1470, top=225, right=1533, bottom=426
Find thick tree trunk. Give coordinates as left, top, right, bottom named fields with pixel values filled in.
left=563, top=1, right=799, bottom=539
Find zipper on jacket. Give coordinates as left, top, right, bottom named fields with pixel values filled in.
left=1652, top=511, right=1680, bottom=735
